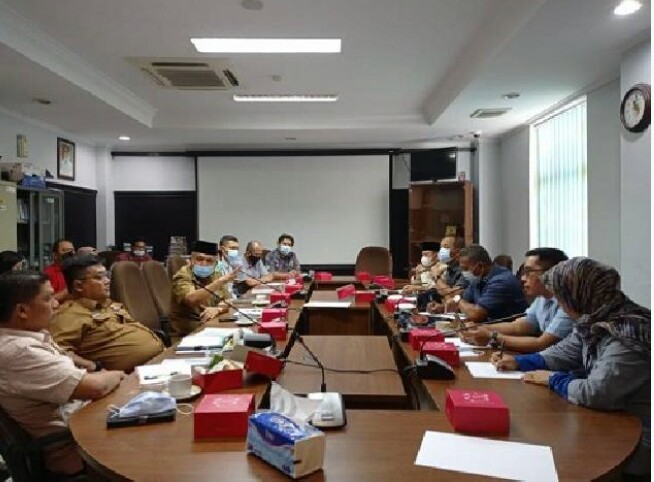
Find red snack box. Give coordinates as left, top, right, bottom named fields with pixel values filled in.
left=336, top=283, right=356, bottom=300
left=355, top=271, right=372, bottom=282
left=445, top=389, right=510, bottom=435
left=269, top=292, right=291, bottom=305
left=258, top=321, right=287, bottom=341
left=261, top=308, right=288, bottom=322
left=422, top=341, right=460, bottom=367
left=314, top=272, right=333, bottom=281
left=409, top=328, right=444, bottom=351
left=244, top=350, right=284, bottom=379
left=385, top=296, right=412, bottom=312
left=194, top=394, right=255, bottom=439
left=355, top=290, right=376, bottom=303
left=192, top=367, right=244, bottom=393
left=284, top=284, right=302, bottom=294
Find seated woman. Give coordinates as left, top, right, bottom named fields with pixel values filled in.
left=493, top=257, right=650, bottom=477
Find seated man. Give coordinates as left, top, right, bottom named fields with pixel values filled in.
left=235, top=241, right=273, bottom=293
left=0, top=250, right=24, bottom=274
left=265, top=233, right=302, bottom=280
left=493, top=254, right=514, bottom=272
left=461, top=248, right=573, bottom=352
left=170, top=241, right=234, bottom=342
left=454, top=245, right=527, bottom=322
left=117, top=236, right=152, bottom=265
left=77, top=246, right=97, bottom=256
left=402, top=241, right=442, bottom=294
left=425, top=236, right=469, bottom=312
left=44, top=239, right=75, bottom=302
left=216, top=234, right=243, bottom=298
left=50, top=255, right=165, bottom=372
left=0, top=271, right=124, bottom=476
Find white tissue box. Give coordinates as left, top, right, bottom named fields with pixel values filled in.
left=247, top=412, right=325, bottom=479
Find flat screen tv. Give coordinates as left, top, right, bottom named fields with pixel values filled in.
left=410, top=148, right=457, bottom=182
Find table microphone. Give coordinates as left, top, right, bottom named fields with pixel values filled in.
left=414, top=333, right=456, bottom=380
left=441, top=312, right=527, bottom=337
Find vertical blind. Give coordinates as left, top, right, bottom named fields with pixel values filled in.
left=530, top=99, right=588, bottom=257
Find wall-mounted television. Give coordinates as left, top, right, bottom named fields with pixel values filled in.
left=409, top=148, right=457, bottom=182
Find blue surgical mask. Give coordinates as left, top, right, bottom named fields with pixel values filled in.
left=227, top=249, right=239, bottom=260
left=193, top=264, right=214, bottom=278
left=438, top=247, right=451, bottom=264
left=116, top=391, right=176, bottom=419
left=462, top=265, right=481, bottom=284
left=279, top=245, right=292, bottom=255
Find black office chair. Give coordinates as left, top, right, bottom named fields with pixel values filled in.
left=0, top=404, right=85, bottom=482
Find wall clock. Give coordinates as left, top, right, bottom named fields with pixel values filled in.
left=620, top=83, right=651, bottom=133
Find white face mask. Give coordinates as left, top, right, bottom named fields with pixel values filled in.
left=279, top=245, right=292, bottom=255
left=227, top=249, right=239, bottom=260
left=133, top=249, right=146, bottom=257
left=116, top=391, right=176, bottom=418
left=438, top=247, right=451, bottom=264
left=420, top=256, right=433, bottom=267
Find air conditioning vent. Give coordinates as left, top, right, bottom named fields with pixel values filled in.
left=128, top=58, right=241, bottom=90
left=469, top=108, right=511, bottom=118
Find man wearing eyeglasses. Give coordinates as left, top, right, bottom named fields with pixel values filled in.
left=49, top=254, right=164, bottom=372
left=461, top=248, right=573, bottom=353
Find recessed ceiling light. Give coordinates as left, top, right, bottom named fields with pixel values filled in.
left=32, top=98, right=51, bottom=105
left=118, top=136, right=131, bottom=141
left=233, top=94, right=339, bottom=102
left=614, top=0, right=642, bottom=16
left=241, top=0, right=263, bottom=10
left=190, top=38, right=342, bottom=53
left=501, top=92, right=520, bottom=100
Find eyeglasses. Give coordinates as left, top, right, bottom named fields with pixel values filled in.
left=521, top=267, right=544, bottom=276
left=80, top=273, right=110, bottom=281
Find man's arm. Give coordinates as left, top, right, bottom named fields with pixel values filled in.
left=458, top=298, right=488, bottom=323
left=67, top=351, right=97, bottom=371
left=497, top=331, right=562, bottom=353
left=71, top=370, right=125, bottom=400
left=182, top=272, right=237, bottom=307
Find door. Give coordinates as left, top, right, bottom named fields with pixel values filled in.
left=38, top=190, right=64, bottom=269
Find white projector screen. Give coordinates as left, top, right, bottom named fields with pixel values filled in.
left=197, top=155, right=389, bottom=264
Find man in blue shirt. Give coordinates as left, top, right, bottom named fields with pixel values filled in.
left=461, top=248, right=573, bottom=352
left=235, top=240, right=273, bottom=293
left=456, top=245, right=527, bottom=323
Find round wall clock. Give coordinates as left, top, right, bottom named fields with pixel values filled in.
left=620, top=83, right=651, bottom=133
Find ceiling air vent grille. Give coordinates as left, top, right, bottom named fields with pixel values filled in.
left=469, top=108, right=511, bottom=118
left=129, top=58, right=240, bottom=90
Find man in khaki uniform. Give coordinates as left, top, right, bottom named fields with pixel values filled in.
left=170, top=240, right=236, bottom=342
left=50, top=255, right=164, bottom=372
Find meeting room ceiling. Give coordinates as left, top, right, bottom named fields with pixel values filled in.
left=0, top=0, right=649, bottom=150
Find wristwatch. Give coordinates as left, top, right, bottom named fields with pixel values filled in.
left=93, top=360, right=104, bottom=372
left=489, top=331, right=500, bottom=349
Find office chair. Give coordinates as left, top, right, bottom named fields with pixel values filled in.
left=0, top=404, right=84, bottom=482
left=110, top=261, right=171, bottom=347
left=96, top=250, right=121, bottom=271
left=142, top=260, right=172, bottom=336
left=166, top=255, right=187, bottom=280
left=354, top=246, right=393, bottom=277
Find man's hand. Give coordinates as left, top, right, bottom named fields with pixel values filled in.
left=522, top=370, right=553, bottom=386
left=426, top=301, right=444, bottom=314
left=200, top=304, right=228, bottom=323
left=443, top=298, right=460, bottom=313
left=219, top=266, right=241, bottom=284
left=491, top=353, right=518, bottom=371
left=460, top=326, right=491, bottom=346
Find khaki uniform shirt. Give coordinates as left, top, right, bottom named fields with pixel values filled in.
left=170, top=264, right=229, bottom=342
left=50, top=298, right=164, bottom=372
left=0, top=328, right=87, bottom=475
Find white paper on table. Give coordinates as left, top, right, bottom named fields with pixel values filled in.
left=415, top=431, right=558, bottom=482
left=196, top=327, right=246, bottom=337
left=176, top=335, right=226, bottom=351
left=465, top=361, right=523, bottom=379
left=251, top=288, right=274, bottom=295
left=136, top=361, right=192, bottom=385
left=444, top=337, right=478, bottom=349
left=162, top=357, right=212, bottom=368
left=435, top=312, right=468, bottom=321
left=303, top=301, right=352, bottom=308
left=269, top=382, right=322, bottom=424
left=237, top=308, right=263, bottom=318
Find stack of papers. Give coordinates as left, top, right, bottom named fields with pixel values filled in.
left=251, top=288, right=274, bottom=295
left=444, top=337, right=483, bottom=358
left=465, top=361, right=523, bottom=379
left=303, top=301, right=352, bottom=308
left=136, top=360, right=192, bottom=386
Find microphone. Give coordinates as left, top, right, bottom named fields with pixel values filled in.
left=440, top=312, right=527, bottom=337
left=276, top=310, right=306, bottom=361
left=192, top=280, right=261, bottom=326
left=414, top=332, right=456, bottom=380
left=238, top=270, right=284, bottom=293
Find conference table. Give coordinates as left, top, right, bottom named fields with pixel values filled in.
left=69, top=283, right=642, bottom=481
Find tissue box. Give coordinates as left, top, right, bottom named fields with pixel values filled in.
left=314, top=272, right=333, bottom=281
left=192, top=367, right=244, bottom=393
left=245, top=351, right=284, bottom=379
left=262, top=308, right=288, bottom=322
left=409, top=328, right=444, bottom=351
left=355, top=290, right=375, bottom=303
left=270, top=292, right=291, bottom=305
left=355, top=271, right=371, bottom=282
left=258, top=321, right=287, bottom=341
left=422, top=342, right=460, bottom=367
left=194, top=394, right=255, bottom=439
left=284, top=284, right=302, bottom=294
left=247, top=412, right=325, bottom=479
left=445, top=389, right=509, bottom=435
left=336, top=283, right=356, bottom=299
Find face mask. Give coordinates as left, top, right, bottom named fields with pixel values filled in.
left=116, top=392, right=176, bottom=419
left=462, top=264, right=481, bottom=283
left=193, top=264, right=214, bottom=278
left=420, top=256, right=433, bottom=267
left=227, top=249, right=239, bottom=260
left=60, top=251, right=74, bottom=261
left=248, top=255, right=260, bottom=265
left=438, top=248, right=451, bottom=264
left=279, top=245, right=292, bottom=255
left=133, top=249, right=146, bottom=257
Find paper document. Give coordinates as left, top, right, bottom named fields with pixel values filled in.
left=136, top=361, right=192, bottom=385
left=303, top=301, right=352, bottom=308
left=444, top=337, right=477, bottom=349
left=162, top=357, right=212, bottom=368
left=177, top=335, right=226, bottom=351
left=465, top=361, right=523, bottom=379
left=196, top=327, right=245, bottom=337
left=251, top=288, right=274, bottom=295
left=415, top=431, right=558, bottom=482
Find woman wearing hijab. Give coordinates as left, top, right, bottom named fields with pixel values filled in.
left=493, top=257, right=650, bottom=477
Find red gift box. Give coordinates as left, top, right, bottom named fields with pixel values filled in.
left=244, top=350, right=284, bottom=379
left=284, top=283, right=302, bottom=294
left=372, top=275, right=389, bottom=284
left=409, top=328, right=444, bottom=351
left=194, top=394, right=255, bottom=439
left=422, top=342, right=460, bottom=367
left=258, top=321, right=287, bottom=341
left=314, top=272, right=333, bottom=281
left=269, top=292, right=291, bottom=306
left=192, top=367, right=244, bottom=393
left=385, top=296, right=412, bottom=312
left=261, top=308, right=288, bottom=322
left=445, top=389, right=510, bottom=435
left=356, top=271, right=372, bottom=282
left=336, top=283, right=356, bottom=300
left=355, top=290, right=376, bottom=303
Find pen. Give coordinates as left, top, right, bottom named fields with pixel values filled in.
left=498, top=340, right=506, bottom=359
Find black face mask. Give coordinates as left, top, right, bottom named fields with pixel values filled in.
left=248, top=255, right=260, bottom=265
left=61, top=251, right=74, bottom=261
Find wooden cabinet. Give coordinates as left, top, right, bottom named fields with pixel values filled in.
left=408, top=181, right=473, bottom=266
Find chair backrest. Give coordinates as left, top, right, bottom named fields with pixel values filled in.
left=0, top=404, right=47, bottom=482
left=166, top=255, right=187, bottom=280
left=142, top=261, right=171, bottom=318
left=355, top=246, right=392, bottom=276
left=110, top=261, right=161, bottom=331
left=97, top=250, right=122, bottom=270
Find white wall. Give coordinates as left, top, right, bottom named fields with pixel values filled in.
left=587, top=79, right=621, bottom=268
left=0, top=109, right=97, bottom=189
left=475, top=138, right=503, bottom=258
left=620, top=41, right=651, bottom=307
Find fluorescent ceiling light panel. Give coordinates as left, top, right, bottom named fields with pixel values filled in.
left=191, top=38, right=341, bottom=53
left=613, top=0, right=642, bottom=15
left=233, top=94, right=339, bottom=102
